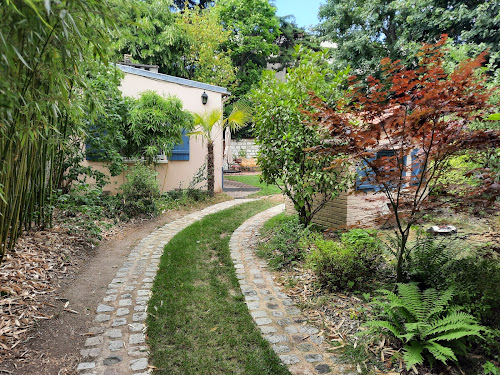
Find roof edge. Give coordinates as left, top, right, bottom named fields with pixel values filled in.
left=116, top=64, right=231, bottom=95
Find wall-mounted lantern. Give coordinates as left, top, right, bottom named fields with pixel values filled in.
left=201, top=91, right=208, bottom=105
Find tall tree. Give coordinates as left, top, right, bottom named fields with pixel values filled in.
left=175, top=6, right=236, bottom=87
left=111, top=0, right=190, bottom=76
left=317, top=0, right=500, bottom=76
left=251, top=48, right=351, bottom=226
left=269, top=16, right=321, bottom=72
left=171, top=0, right=213, bottom=9
left=215, top=0, right=281, bottom=98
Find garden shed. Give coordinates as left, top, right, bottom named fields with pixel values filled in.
left=285, top=149, right=422, bottom=229
left=83, top=63, right=230, bottom=194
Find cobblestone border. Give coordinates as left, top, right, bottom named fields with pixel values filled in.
left=76, top=199, right=256, bottom=375
left=230, top=204, right=357, bottom=375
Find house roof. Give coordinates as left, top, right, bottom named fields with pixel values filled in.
left=117, top=64, right=231, bottom=95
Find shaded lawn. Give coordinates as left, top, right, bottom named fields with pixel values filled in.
left=147, top=199, right=291, bottom=375
left=224, top=174, right=282, bottom=197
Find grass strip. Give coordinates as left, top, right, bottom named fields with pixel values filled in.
left=224, top=175, right=282, bottom=196
left=147, top=199, right=291, bottom=375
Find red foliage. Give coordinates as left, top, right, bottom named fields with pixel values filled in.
left=308, top=35, right=500, bottom=281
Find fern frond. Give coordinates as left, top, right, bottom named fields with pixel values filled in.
left=426, top=320, right=482, bottom=338
left=425, top=288, right=454, bottom=320
left=404, top=322, right=431, bottom=339
left=398, top=283, right=425, bottom=320
left=364, top=320, right=403, bottom=338
left=430, top=328, right=483, bottom=342
left=403, top=342, right=425, bottom=370
left=424, top=341, right=457, bottom=364
left=426, top=311, right=479, bottom=334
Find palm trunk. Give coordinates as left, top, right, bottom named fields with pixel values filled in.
left=207, top=141, right=214, bottom=197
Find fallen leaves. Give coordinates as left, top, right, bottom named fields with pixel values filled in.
left=0, top=225, right=89, bottom=360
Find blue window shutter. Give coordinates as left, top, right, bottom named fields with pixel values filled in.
left=355, top=149, right=407, bottom=191
left=355, top=155, right=377, bottom=191
left=169, top=129, right=190, bottom=161
left=85, top=124, right=107, bottom=161
left=411, top=149, right=423, bottom=185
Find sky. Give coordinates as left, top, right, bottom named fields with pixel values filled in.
left=271, top=0, right=325, bottom=29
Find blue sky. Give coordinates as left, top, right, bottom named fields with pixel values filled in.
left=271, top=0, right=325, bottom=29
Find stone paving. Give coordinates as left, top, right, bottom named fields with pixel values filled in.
left=76, top=198, right=356, bottom=375
left=230, top=204, right=357, bottom=375
left=76, top=199, right=255, bottom=375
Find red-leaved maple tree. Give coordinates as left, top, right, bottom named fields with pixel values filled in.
left=309, top=35, right=500, bottom=281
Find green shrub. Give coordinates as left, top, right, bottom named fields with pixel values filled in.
left=259, top=215, right=312, bottom=269
left=121, top=164, right=160, bottom=218
left=56, top=183, right=119, bottom=245
left=306, top=229, right=384, bottom=291
left=365, top=283, right=487, bottom=370
left=186, top=188, right=209, bottom=202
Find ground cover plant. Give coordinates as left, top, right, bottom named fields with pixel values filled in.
left=147, top=199, right=290, bottom=375
left=224, top=174, right=282, bottom=196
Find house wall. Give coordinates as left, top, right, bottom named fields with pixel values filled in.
left=83, top=72, right=225, bottom=194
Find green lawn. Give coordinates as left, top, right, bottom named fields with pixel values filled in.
left=147, top=199, right=291, bottom=375
left=224, top=174, right=282, bottom=196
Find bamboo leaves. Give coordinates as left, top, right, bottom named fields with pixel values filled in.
left=0, top=0, right=118, bottom=263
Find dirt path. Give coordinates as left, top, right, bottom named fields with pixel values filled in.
left=0, top=203, right=223, bottom=375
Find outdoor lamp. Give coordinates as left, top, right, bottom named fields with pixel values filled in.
left=201, top=91, right=208, bottom=105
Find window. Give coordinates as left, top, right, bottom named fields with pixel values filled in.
left=168, top=129, right=190, bottom=161
left=355, top=149, right=407, bottom=191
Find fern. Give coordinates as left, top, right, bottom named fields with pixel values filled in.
left=365, top=283, right=488, bottom=370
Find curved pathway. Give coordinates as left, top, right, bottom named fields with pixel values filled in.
left=76, top=199, right=255, bottom=375
left=76, top=199, right=356, bottom=375
left=230, top=204, right=357, bottom=375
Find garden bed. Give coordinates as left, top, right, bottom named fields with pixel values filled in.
left=257, top=209, right=500, bottom=375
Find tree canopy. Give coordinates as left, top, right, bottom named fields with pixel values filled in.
left=317, top=0, right=500, bottom=76
left=215, top=0, right=281, bottom=98
left=175, top=6, right=236, bottom=87
left=111, top=0, right=189, bottom=76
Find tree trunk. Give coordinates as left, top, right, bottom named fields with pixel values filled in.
left=207, top=141, right=214, bottom=197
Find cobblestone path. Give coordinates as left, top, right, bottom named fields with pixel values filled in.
left=230, top=204, right=356, bottom=375
left=77, top=199, right=356, bottom=375
left=76, top=199, right=255, bottom=375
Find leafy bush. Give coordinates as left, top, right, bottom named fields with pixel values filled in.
left=121, top=164, right=160, bottom=218
left=406, top=237, right=500, bottom=331
left=56, top=184, right=119, bottom=245
left=258, top=215, right=313, bottom=269
left=306, top=229, right=384, bottom=291
left=365, top=283, right=487, bottom=370
left=186, top=188, right=209, bottom=202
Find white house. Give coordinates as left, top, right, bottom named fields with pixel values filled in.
left=83, top=63, right=230, bottom=194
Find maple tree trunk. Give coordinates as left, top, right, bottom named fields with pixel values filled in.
left=207, top=142, right=214, bottom=197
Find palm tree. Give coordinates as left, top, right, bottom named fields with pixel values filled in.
left=189, top=104, right=251, bottom=196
